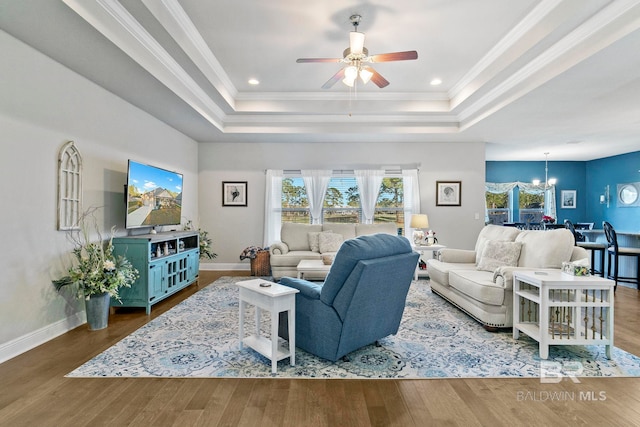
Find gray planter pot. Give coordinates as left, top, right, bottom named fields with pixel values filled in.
left=85, top=292, right=110, bottom=330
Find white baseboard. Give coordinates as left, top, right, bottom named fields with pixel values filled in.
left=200, top=262, right=250, bottom=271
left=0, top=311, right=86, bottom=364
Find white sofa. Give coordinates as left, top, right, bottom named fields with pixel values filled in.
left=269, top=222, right=398, bottom=280
left=426, top=225, right=589, bottom=329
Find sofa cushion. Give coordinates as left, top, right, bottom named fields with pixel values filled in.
left=269, top=250, right=321, bottom=267
left=324, top=223, right=357, bottom=240
left=319, top=232, right=344, bottom=253
left=477, top=241, right=522, bottom=272
left=426, top=259, right=477, bottom=287
left=516, top=229, right=574, bottom=268
left=355, top=223, right=397, bottom=236
left=449, top=270, right=506, bottom=306
left=281, top=223, right=322, bottom=251
left=474, top=225, right=521, bottom=264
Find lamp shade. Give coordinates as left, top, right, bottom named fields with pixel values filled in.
left=410, top=214, right=429, bottom=229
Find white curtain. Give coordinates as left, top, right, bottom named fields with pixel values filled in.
left=355, top=170, right=384, bottom=224
left=302, top=170, right=332, bottom=224
left=263, top=170, right=283, bottom=246
left=403, top=169, right=421, bottom=236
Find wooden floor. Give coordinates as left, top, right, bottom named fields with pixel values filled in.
left=2, top=271, right=640, bottom=426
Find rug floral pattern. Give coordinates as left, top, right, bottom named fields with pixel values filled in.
left=67, top=277, right=640, bottom=378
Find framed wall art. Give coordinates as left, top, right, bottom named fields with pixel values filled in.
left=561, top=190, right=576, bottom=209
left=222, top=181, right=247, bottom=206
left=436, top=181, right=461, bottom=206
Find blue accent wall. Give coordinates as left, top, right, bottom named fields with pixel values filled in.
left=586, top=151, right=640, bottom=232
left=486, top=151, right=640, bottom=232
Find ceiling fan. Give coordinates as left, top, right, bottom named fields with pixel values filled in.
left=296, top=14, right=418, bottom=89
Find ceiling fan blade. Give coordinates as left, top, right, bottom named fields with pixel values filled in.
left=296, top=58, right=341, bottom=63
left=321, top=68, right=346, bottom=89
left=369, top=68, right=390, bottom=88
left=370, top=51, right=418, bottom=62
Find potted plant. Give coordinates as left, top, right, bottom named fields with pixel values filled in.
left=184, top=220, right=217, bottom=260
left=53, top=210, right=138, bottom=330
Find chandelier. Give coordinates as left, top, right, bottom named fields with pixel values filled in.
left=532, top=152, right=557, bottom=189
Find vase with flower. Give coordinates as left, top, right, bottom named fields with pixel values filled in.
left=53, top=209, right=138, bottom=330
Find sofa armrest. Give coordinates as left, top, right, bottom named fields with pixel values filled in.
left=493, top=266, right=557, bottom=290
left=438, top=248, right=477, bottom=264
left=571, top=246, right=590, bottom=262
left=270, top=241, right=289, bottom=255
left=279, top=277, right=322, bottom=299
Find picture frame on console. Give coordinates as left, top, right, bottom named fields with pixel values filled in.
left=222, top=181, right=248, bottom=206
left=561, top=190, right=576, bottom=209
left=436, top=181, right=461, bottom=206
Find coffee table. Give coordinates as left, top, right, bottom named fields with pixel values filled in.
left=513, top=270, right=614, bottom=359
left=237, top=278, right=299, bottom=374
left=296, top=259, right=331, bottom=279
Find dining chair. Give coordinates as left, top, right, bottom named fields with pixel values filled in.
left=565, top=220, right=606, bottom=277
left=603, top=221, right=640, bottom=290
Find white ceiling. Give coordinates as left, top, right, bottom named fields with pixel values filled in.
left=2, top=0, right=640, bottom=160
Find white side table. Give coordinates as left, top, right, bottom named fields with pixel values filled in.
left=412, top=244, right=446, bottom=280
left=237, top=279, right=299, bottom=374
left=513, top=270, right=614, bottom=359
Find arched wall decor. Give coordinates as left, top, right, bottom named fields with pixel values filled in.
left=57, top=141, right=83, bottom=230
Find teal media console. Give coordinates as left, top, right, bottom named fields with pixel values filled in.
left=111, top=231, right=199, bottom=314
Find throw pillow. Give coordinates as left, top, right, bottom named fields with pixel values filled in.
left=308, top=230, right=333, bottom=252
left=308, top=232, right=321, bottom=252
left=477, top=241, right=522, bottom=272
left=319, top=232, right=344, bottom=253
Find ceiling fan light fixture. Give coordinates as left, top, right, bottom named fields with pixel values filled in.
left=342, top=76, right=356, bottom=87
left=359, top=67, right=373, bottom=84
left=344, top=65, right=358, bottom=80
left=349, top=31, right=366, bottom=55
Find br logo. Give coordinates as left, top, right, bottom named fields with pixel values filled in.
left=540, top=360, right=583, bottom=383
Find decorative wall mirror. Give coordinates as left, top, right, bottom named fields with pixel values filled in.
left=617, top=182, right=640, bottom=207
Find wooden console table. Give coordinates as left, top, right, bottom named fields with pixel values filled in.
left=513, top=270, right=614, bottom=359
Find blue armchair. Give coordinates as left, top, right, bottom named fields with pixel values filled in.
left=278, top=233, right=419, bottom=362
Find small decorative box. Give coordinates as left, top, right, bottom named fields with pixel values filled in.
left=562, top=261, right=590, bottom=276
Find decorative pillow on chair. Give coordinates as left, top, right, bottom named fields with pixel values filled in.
left=477, top=241, right=522, bottom=272
left=319, top=232, right=344, bottom=253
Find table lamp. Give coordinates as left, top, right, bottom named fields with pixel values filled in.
left=410, top=214, right=429, bottom=245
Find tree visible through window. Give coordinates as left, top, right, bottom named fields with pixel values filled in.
left=486, top=191, right=509, bottom=225
left=519, top=191, right=544, bottom=223
left=280, top=175, right=405, bottom=231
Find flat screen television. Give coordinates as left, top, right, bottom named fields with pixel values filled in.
left=125, top=160, right=183, bottom=229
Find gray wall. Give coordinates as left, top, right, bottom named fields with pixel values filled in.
left=0, top=30, right=199, bottom=362
left=198, top=141, right=487, bottom=269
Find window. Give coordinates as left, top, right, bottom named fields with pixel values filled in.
left=485, top=182, right=555, bottom=226
left=486, top=191, right=510, bottom=225
left=280, top=175, right=405, bottom=229
left=519, top=190, right=544, bottom=223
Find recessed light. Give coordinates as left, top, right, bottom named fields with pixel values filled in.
left=430, top=78, right=442, bottom=86
left=248, top=78, right=260, bottom=85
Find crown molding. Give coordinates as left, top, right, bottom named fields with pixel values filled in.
left=62, top=0, right=226, bottom=130
left=142, top=0, right=237, bottom=109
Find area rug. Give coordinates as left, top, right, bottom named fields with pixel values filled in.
left=67, top=277, right=640, bottom=379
